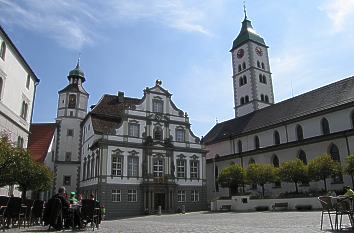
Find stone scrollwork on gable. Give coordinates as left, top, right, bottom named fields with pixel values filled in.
left=128, top=150, right=139, bottom=156
left=190, top=154, right=198, bottom=160
left=177, top=153, right=186, bottom=159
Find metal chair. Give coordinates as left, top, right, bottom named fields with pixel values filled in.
left=318, top=196, right=336, bottom=230
left=80, top=199, right=100, bottom=231
left=3, top=197, right=26, bottom=229
left=335, top=197, right=354, bottom=230
left=31, top=200, right=44, bottom=226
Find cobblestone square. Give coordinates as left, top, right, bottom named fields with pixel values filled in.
left=6, top=211, right=354, bottom=232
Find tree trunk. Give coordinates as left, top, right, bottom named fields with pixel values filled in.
left=295, top=182, right=298, bottom=193
left=323, top=177, right=327, bottom=192
left=351, top=175, right=354, bottom=189
left=261, top=184, right=265, bottom=198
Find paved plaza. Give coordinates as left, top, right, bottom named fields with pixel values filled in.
left=5, top=211, right=354, bottom=232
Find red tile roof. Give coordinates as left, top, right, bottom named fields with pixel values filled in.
left=28, top=123, right=57, bottom=163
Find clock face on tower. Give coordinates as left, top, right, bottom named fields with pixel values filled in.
left=255, top=47, right=263, bottom=56
left=236, top=49, right=244, bottom=59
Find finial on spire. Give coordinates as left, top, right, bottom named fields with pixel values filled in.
left=76, top=52, right=81, bottom=68
left=243, top=0, right=247, bottom=19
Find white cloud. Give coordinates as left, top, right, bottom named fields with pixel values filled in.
left=320, top=0, right=354, bottom=32
left=0, top=0, right=213, bottom=50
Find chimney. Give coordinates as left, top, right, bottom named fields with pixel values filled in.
left=118, top=91, right=124, bottom=102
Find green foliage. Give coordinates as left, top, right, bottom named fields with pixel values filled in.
left=344, top=154, right=354, bottom=176
left=0, top=136, right=53, bottom=196
left=218, top=163, right=245, bottom=195
left=307, top=154, right=341, bottom=192
left=279, top=159, right=308, bottom=193
left=246, top=163, right=277, bottom=197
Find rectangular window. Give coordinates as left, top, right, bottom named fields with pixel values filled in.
left=128, top=189, right=137, bottom=202
left=20, top=101, right=28, bottom=120
left=26, top=74, right=30, bottom=89
left=63, top=176, right=71, bottom=186
left=17, top=136, right=24, bottom=148
left=190, top=160, right=199, bottom=179
left=177, top=159, right=186, bottom=178
left=175, top=128, right=185, bottom=142
left=67, top=129, right=74, bottom=136
left=128, top=123, right=140, bottom=137
left=112, top=189, right=121, bottom=202
left=191, top=190, right=199, bottom=202
left=153, top=159, right=164, bottom=177
left=177, top=190, right=186, bottom=202
left=65, top=152, right=72, bottom=161
left=128, top=156, right=139, bottom=177
left=112, top=155, right=123, bottom=176
left=152, top=99, right=163, bottom=113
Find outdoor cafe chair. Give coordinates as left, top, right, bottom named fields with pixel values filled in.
left=31, top=200, right=44, bottom=226
left=3, top=197, right=26, bottom=229
left=318, top=196, right=336, bottom=230
left=23, top=199, right=34, bottom=227
left=80, top=199, right=100, bottom=231
left=334, top=197, right=353, bottom=230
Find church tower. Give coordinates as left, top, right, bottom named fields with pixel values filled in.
left=230, top=9, right=274, bottom=118
left=52, top=60, right=89, bottom=193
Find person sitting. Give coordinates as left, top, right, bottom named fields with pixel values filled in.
left=43, top=186, right=70, bottom=230
left=344, top=186, right=354, bottom=197
left=69, top=192, right=78, bottom=204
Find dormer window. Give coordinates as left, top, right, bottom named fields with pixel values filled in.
left=153, top=99, right=163, bottom=113
left=176, top=128, right=185, bottom=142
left=26, top=74, right=30, bottom=89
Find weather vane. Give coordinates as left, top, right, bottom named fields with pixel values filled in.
left=243, top=0, right=247, bottom=19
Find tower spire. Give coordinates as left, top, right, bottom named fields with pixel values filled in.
left=243, top=0, right=247, bottom=19
left=76, top=53, right=81, bottom=69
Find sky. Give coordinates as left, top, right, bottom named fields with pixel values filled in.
left=0, top=0, right=354, bottom=137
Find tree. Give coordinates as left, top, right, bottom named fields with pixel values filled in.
left=279, top=159, right=308, bottom=193
left=307, top=154, right=341, bottom=192
left=217, top=163, right=245, bottom=196
left=344, top=154, right=354, bottom=188
left=0, top=136, right=53, bottom=198
left=246, top=163, right=277, bottom=198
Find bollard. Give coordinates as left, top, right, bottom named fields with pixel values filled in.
left=158, top=205, right=162, bottom=215
left=182, top=205, right=185, bottom=214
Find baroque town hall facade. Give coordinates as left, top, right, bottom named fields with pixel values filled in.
left=52, top=63, right=207, bottom=218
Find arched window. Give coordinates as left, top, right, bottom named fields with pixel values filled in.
left=238, top=64, right=242, bottom=72
left=296, top=124, right=304, bottom=141
left=265, top=95, right=269, bottom=103
left=240, top=97, right=245, bottom=105
left=254, top=136, right=260, bottom=149
left=154, top=126, right=163, bottom=140
left=242, top=62, right=246, bottom=70
left=239, top=77, right=243, bottom=86
left=272, top=155, right=279, bottom=167
left=261, top=94, right=264, bottom=101
left=261, top=62, right=265, bottom=69
left=321, top=118, right=330, bottom=135
left=249, top=158, right=255, bottom=164
left=259, top=74, right=262, bottom=82
left=263, top=75, right=267, bottom=84
left=297, top=150, right=307, bottom=165
left=0, top=78, right=3, bottom=99
left=237, top=140, right=242, bottom=153
left=274, top=131, right=280, bottom=145
left=0, top=41, right=6, bottom=60
left=329, top=144, right=340, bottom=162
left=243, top=75, right=247, bottom=84
left=245, top=95, right=249, bottom=103
left=257, top=61, right=260, bottom=68
left=68, top=94, right=76, bottom=109
left=351, top=111, right=354, bottom=128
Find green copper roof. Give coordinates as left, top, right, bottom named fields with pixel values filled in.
left=230, top=17, right=266, bottom=51
left=68, top=59, right=85, bottom=82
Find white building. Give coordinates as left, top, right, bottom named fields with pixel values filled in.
left=51, top=60, right=89, bottom=195
left=203, top=13, right=354, bottom=201
left=80, top=80, right=207, bottom=218
left=0, top=25, right=39, bottom=196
